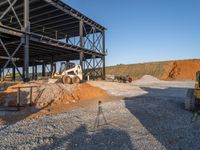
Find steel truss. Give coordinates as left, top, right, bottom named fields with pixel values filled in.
left=0, top=37, right=23, bottom=81
left=0, top=0, right=106, bottom=82
left=84, top=57, right=105, bottom=79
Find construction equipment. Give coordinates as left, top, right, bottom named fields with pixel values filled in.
left=51, top=62, right=83, bottom=84
left=108, top=75, right=132, bottom=83
left=185, top=71, right=200, bottom=111
left=106, top=75, right=132, bottom=83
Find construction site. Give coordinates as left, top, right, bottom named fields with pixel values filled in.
left=0, top=0, right=200, bottom=150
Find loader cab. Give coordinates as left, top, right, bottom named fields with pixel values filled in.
left=59, top=62, right=66, bottom=74
left=59, top=62, right=75, bottom=74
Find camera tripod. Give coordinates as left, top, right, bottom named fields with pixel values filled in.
left=93, top=101, right=108, bottom=130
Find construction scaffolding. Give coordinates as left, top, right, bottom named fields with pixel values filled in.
left=0, top=0, right=106, bottom=82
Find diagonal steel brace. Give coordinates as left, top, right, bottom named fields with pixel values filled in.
left=0, top=38, right=23, bottom=78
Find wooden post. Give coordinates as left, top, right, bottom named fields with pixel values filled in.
left=17, top=87, right=20, bottom=111
left=29, top=87, right=32, bottom=106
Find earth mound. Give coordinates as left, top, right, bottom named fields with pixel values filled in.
left=133, top=75, right=161, bottom=85
left=0, top=82, right=109, bottom=108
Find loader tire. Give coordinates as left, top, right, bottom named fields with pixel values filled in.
left=185, top=89, right=195, bottom=111
left=72, top=76, right=81, bottom=84
left=62, top=76, right=72, bottom=84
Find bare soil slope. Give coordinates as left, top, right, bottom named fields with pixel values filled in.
left=161, top=60, right=200, bottom=80
left=0, top=82, right=111, bottom=121
left=106, top=59, right=200, bottom=80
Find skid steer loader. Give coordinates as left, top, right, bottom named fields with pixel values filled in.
left=185, top=71, right=200, bottom=111
left=50, top=62, right=83, bottom=84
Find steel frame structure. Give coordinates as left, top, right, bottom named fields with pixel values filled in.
left=0, top=0, right=106, bottom=82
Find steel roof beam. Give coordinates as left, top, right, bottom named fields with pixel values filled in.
left=1, top=0, right=106, bottom=31
left=31, top=17, right=75, bottom=29
left=32, top=25, right=92, bottom=38
left=30, top=8, right=58, bottom=20
left=30, top=43, right=68, bottom=54
left=0, top=0, right=41, bottom=17
left=2, top=3, right=52, bottom=26
left=30, top=13, right=67, bottom=25
left=0, top=26, right=22, bottom=37
left=32, top=21, right=78, bottom=33
left=0, top=0, right=9, bottom=6
left=43, top=0, right=105, bottom=31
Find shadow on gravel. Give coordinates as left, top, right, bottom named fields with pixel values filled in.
left=125, top=86, right=200, bottom=150
left=37, top=125, right=134, bottom=150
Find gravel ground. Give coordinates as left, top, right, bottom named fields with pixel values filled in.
left=0, top=79, right=200, bottom=150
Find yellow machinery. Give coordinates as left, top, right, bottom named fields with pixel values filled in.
left=185, top=71, right=200, bottom=111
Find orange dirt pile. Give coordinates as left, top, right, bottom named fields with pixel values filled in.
left=76, top=83, right=109, bottom=100
left=0, top=82, right=114, bottom=123
left=161, top=60, right=200, bottom=80
left=31, top=83, right=110, bottom=107
left=46, top=83, right=110, bottom=113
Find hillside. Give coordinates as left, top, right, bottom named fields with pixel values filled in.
left=106, top=59, right=200, bottom=80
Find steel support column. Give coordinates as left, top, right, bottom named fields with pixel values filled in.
left=35, top=65, right=37, bottom=80
left=79, top=54, right=84, bottom=79
left=79, top=19, right=84, bottom=76
left=32, top=65, right=34, bottom=80
left=42, top=63, right=45, bottom=77
left=23, top=0, right=30, bottom=82
left=51, top=56, right=54, bottom=74
left=66, top=37, right=69, bottom=43
left=79, top=20, right=83, bottom=46
left=12, top=66, right=15, bottom=81
left=102, top=30, right=106, bottom=80
left=93, top=55, right=96, bottom=79
left=54, top=63, right=57, bottom=73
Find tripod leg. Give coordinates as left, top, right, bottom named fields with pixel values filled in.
left=97, top=112, right=100, bottom=128
left=101, top=110, right=108, bottom=125
left=93, top=111, right=100, bottom=130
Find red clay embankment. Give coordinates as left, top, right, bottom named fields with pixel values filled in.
left=106, top=59, right=200, bottom=80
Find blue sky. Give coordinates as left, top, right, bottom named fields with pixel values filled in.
left=64, top=0, right=200, bottom=66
